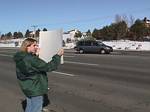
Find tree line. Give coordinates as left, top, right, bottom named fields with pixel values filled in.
left=91, top=16, right=150, bottom=41
left=0, top=28, right=47, bottom=40
left=1, top=16, right=150, bottom=41
left=74, top=16, right=150, bottom=41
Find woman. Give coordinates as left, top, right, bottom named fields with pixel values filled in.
left=13, top=38, right=64, bottom=112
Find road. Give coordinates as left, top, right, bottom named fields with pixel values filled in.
left=0, top=48, right=150, bottom=112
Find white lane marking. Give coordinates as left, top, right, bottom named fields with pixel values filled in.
left=0, top=53, right=99, bottom=67
left=0, top=54, right=13, bottom=57
left=0, top=47, right=18, bottom=49
left=64, top=55, right=75, bottom=57
left=52, top=71, right=75, bottom=77
left=64, top=61, right=99, bottom=66
left=0, top=51, right=16, bottom=53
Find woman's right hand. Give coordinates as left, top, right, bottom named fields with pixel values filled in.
left=57, top=48, right=64, bottom=56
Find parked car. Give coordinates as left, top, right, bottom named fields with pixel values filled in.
left=74, top=40, right=113, bottom=54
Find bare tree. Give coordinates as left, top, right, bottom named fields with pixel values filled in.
left=129, top=15, right=135, bottom=27
left=122, top=14, right=129, bottom=26
left=115, top=14, right=122, bottom=23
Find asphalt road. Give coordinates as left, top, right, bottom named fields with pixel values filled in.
left=0, top=48, right=150, bottom=112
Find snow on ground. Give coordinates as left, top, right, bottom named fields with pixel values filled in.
left=0, top=42, right=15, bottom=47
left=0, top=39, right=24, bottom=47
left=65, top=40, right=150, bottom=51
left=103, top=40, right=150, bottom=51
left=0, top=39, right=150, bottom=51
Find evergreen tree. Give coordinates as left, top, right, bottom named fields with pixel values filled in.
left=13, top=32, right=18, bottom=39
left=99, top=21, right=128, bottom=40
left=18, top=32, right=23, bottom=38
left=1, top=34, right=5, bottom=39
left=113, top=21, right=128, bottom=40
left=35, top=29, right=41, bottom=37
left=99, top=26, right=113, bottom=40
left=130, top=19, right=147, bottom=41
left=25, top=29, right=30, bottom=38
left=86, top=30, right=92, bottom=37
left=92, top=28, right=100, bottom=39
left=6, top=32, right=12, bottom=39
left=43, top=28, right=47, bottom=31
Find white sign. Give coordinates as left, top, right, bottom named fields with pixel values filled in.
left=39, top=29, right=64, bottom=64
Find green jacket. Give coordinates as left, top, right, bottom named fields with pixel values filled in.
left=13, top=51, right=60, bottom=97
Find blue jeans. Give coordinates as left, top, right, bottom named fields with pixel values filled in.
left=25, top=96, right=43, bottom=112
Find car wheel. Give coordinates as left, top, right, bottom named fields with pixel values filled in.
left=79, top=49, right=84, bottom=54
left=100, top=49, right=106, bottom=54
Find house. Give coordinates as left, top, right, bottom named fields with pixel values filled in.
left=63, top=29, right=79, bottom=43
left=143, top=17, right=150, bottom=27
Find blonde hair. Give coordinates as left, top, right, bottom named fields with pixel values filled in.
left=20, top=38, right=37, bottom=52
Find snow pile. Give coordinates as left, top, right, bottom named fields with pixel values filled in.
left=104, top=40, right=150, bottom=51
left=64, top=43, right=76, bottom=49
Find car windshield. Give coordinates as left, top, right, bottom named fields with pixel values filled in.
left=98, top=42, right=105, bottom=46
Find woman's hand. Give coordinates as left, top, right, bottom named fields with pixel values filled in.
left=35, top=48, right=40, bottom=56
left=57, top=48, right=64, bottom=56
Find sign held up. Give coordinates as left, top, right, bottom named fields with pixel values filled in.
left=39, top=29, right=64, bottom=64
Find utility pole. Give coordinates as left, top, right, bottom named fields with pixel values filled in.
left=31, top=25, right=38, bottom=38
left=0, top=32, right=1, bottom=40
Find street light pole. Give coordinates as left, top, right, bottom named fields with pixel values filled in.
left=0, top=32, right=1, bottom=40
left=31, top=25, right=38, bottom=38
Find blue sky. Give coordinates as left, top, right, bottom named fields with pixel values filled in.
left=0, top=0, right=150, bottom=34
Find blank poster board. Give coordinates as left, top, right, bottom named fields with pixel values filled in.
left=39, top=29, right=63, bottom=63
